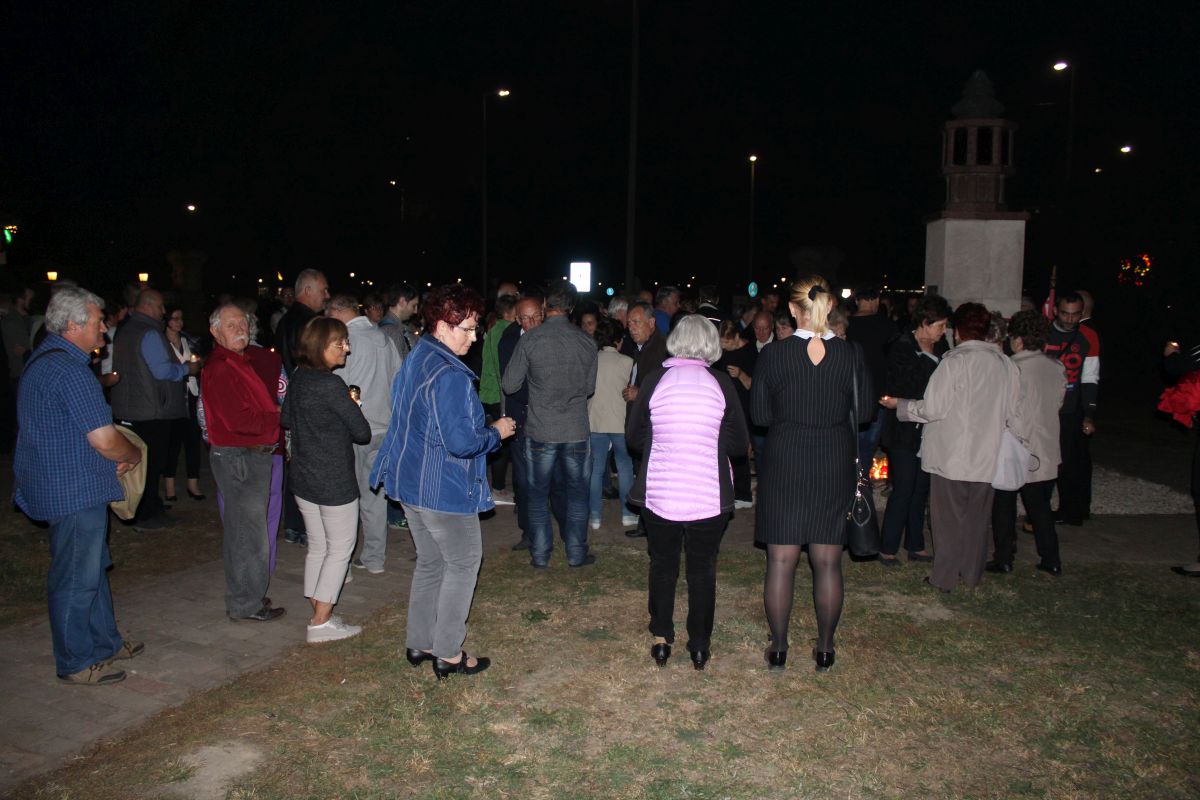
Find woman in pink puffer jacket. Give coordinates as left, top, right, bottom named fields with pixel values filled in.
left=625, top=315, right=749, bottom=671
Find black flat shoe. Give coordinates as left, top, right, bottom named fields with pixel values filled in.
left=690, top=650, right=709, bottom=671
left=1171, top=566, right=1200, bottom=577
left=164, top=495, right=177, bottom=502
left=985, top=561, right=1013, bottom=574
left=813, top=650, right=835, bottom=672
left=765, top=650, right=787, bottom=671
left=1036, top=562, right=1062, bottom=576
left=924, top=577, right=951, bottom=594
left=625, top=528, right=647, bottom=538
left=187, top=490, right=206, bottom=501
left=405, top=648, right=434, bottom=667
left=433, top=652, right=490, bottom=680
left=651, top=642, right=671, bottom=667
left=878, top=555, right=901, bottom=567
left=908, top=552, right=934, bottom=563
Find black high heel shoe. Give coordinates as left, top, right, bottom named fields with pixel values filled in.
left=690, top=650, right=709, bottom=671
left=405, top=648, right=434, bottom=667
left=813, top=649, right=835, bottom=672
left=651, top=642, right=671, bottom=667
left=187, top=489, right=206, bottom=501
left=765, top=650, right=787, bottom=671
left=433, top=651, right=490, bottom=679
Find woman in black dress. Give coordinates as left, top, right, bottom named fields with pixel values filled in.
left=751, top=275, right=872, bottom=672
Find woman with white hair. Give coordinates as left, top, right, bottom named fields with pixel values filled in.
left=625, top=315, right=749, bottom=670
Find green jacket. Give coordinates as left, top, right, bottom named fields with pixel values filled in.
left=478, top=318, right=512, bottom=404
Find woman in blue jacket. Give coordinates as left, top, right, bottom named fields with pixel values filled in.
left=370, top=285, right=516, bottom=679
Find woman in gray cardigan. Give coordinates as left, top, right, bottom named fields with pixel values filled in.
left=280, top=317, right=371, bottom=643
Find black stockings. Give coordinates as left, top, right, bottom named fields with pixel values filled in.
left=764, top=543, right=844, bottom=653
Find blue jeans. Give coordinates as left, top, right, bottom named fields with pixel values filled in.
left=525, top=438, right=591, bottom=566
left=857, top=414, right=884, bottom=475
left=47, top=504, right=123, bottom=675
left=589, top=433, right=634, bottom=521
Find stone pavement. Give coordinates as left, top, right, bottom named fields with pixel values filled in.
left=1, top=487, right=1195, bottom=792
left=0, top=515, right=422, bottom=792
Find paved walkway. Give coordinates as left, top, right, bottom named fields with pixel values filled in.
left=1, top=490, right=1195, bottom=792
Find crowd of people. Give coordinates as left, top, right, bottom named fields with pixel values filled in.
left=9, top=269, right=1200, bottom=687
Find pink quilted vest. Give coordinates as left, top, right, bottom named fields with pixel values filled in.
left=645, top=357, right=727, bottom=521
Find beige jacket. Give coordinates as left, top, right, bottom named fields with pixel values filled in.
left=589, top=347, right=634, bottom=434
left=1009, top=350, right=1067, bottom=483
left=897, top=339, right=1019, bottom=483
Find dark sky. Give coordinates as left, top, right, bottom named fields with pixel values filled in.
left=0, top=1, right=1195, bottom=301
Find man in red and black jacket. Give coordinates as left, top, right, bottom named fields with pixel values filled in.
left=1043, top=291, right=1100, bottom=526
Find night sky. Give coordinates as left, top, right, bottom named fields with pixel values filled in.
left=1, top=1, right=1195, bottom=306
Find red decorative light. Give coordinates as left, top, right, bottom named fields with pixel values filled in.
left=870, top=456, right=889, bottom=481
left=1117, top=253, right=1152, bottom=287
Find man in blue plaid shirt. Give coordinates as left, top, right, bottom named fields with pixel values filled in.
left=14, top=287, right=143, bottom=686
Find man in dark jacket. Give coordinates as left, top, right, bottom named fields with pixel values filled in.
left=272, top=269, right=329, bottom=545
left=110, top=288, right=199, bottom=529
left=621, top=300, right=668, bottom=538
left=499, top=296, right=543, bottom=550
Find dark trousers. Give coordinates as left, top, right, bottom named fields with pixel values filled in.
left=880, top=448, right=929, bottom=556
left=210, top=446, right=273, bottom=617
left=731, top=453, right=752, bottom=502
left=283, top=464, right=306, bottom=535
left=929, top=475, right=994, bottom=591
left=991, top=479, right=1059, bottom=568
left=511, top=431, right=530, bottom=536
left=483, top=402, right=511, bottom=490
left=129, top=419, right=172, bottom=522
left=643, top=508, right=729, bottom=653
left=163, top=410, right=202, bottom=482
left=1057, top=411, right=1091, bottom=524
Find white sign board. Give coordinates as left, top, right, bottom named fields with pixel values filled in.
left=569, top=262, right=592, bottom=293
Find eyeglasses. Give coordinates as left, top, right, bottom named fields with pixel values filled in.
left=456, top=323, right=479, bottom=334
left=334, top=340, right=351, bottom=350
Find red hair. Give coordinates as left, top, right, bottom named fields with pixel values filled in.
left=422, top=284, right=485, bottom=331
left=951, top=302, right=991, bottom=342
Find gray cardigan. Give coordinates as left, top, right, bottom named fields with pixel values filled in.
left=281, top=366, right=372, bottom=506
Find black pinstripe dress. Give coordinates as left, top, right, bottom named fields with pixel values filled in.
left=751, top=335, right=873, bottom=545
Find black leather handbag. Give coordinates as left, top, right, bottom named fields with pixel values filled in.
left=846, top=349, right=881, bottom=557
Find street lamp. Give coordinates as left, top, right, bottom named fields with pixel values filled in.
left=747, top=155, right=758, bottom=281
left=1052, top=59, right=1076, bottom=189
left=1119, top=144, right=1133, bottom=154
left=481, top=87, right=511, bottom=293
left=185, top=204, right=197, bottom=213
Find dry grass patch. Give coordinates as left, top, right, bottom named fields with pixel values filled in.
left=10, top=542, right=1200, bottom=799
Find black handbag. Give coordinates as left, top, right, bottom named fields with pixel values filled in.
left=846, top=349, right=881, bottom=557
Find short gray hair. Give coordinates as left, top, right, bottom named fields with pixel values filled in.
left=655, top=285, right=680, bottom=306
left=295, top=268, right=325, bottom=296
left=666, top=314, right=721, bottom=365
left=607, top=296, right=628, bottom=317
left=209, top=303, right=245, bottom=330
left=44, top=286, right=104, bottom=335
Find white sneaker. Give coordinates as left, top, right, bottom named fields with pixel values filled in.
left=307, top=616, right=362, bottom=644
left=590, top=519, right=601, bottom=531
left=621, top=515, right=639, bottom=527
left=491, top=488, right=516, bottom=505
left=734, top=499, right=754, bottom=510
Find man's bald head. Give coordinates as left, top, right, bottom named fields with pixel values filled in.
left=515, top=298, right=544, bottom=332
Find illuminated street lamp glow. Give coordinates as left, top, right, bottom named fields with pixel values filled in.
left=389, top=180, right=397, bottom=186
left=1119, top=145, right=1133, bottom=154
left=748, top=154, right=757, bottom=162
left=46, top=271, right=58, bottom=282
left=349, top=272, right=356, bottom=278
left=497, top=89, right=511, bottom=97
left=138, top=272, right=150, bottom=283
left=185, top=204, right=197, bottom=212
left=1094, top=167, right=1103, bottom=173
left=840, top=288, right=852, bottom=299
left=1053, top=60, right=1069, bottom=71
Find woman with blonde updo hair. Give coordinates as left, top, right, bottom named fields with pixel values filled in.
left=751, top=275, right=873, bottom=672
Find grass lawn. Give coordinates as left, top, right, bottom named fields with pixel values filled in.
left=12, top=535, right=1199, bottom=799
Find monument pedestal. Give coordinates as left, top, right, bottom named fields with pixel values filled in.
left=925, top=213, right=1027, bottom=316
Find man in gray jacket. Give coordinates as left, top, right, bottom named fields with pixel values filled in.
left=327, top=294, right=402, bottom=573
left=502, top=280, right=598, bottom=569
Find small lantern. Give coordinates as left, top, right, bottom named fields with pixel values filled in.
left=46, top=271, right=58, bottom=282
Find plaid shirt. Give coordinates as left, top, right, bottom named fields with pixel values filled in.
left=14, top=335, right=122, bottom=520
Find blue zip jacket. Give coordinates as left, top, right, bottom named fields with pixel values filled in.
left=370, top=334, right=501, bottom=514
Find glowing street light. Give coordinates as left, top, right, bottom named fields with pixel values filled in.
left=1119, top=144, right=1133, bottom=154
left=497, top=88, right=511, bottom=97
left=46, top=271, right=58, bottom=282
left=1053, top=60, right=1069, bottom=71
left=481, top=87, right=513, bottom=291
left=137, top=272, right=150, bottom=283
left=185, top=204, right=197, bottom=213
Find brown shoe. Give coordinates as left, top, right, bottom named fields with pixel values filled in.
left=58, top=662, right=127, bottom=686
left=109, top=639, right=145, bottom=661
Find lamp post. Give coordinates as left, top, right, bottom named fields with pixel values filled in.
left=481, top=88, right=511, bottom=293
left=747, top=155, right=758, bottom=281
left=1052, top=60, right=1076, bottom=191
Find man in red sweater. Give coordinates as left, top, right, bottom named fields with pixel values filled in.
left=201, top=304, right=286, bottom=622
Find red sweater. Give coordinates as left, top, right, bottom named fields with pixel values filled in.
left=200, top=345, right=281, bottom=447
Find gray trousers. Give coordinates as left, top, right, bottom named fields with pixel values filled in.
left=211, top=446, right=274, bottom=617
left=354, top=433, right=388, bottom=570
left=403, top=504, right=483, bottom=659
left=928, top=474, right=994, bottom=591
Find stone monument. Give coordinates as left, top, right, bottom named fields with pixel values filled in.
left=925, top=71, right=1028, bottom=316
